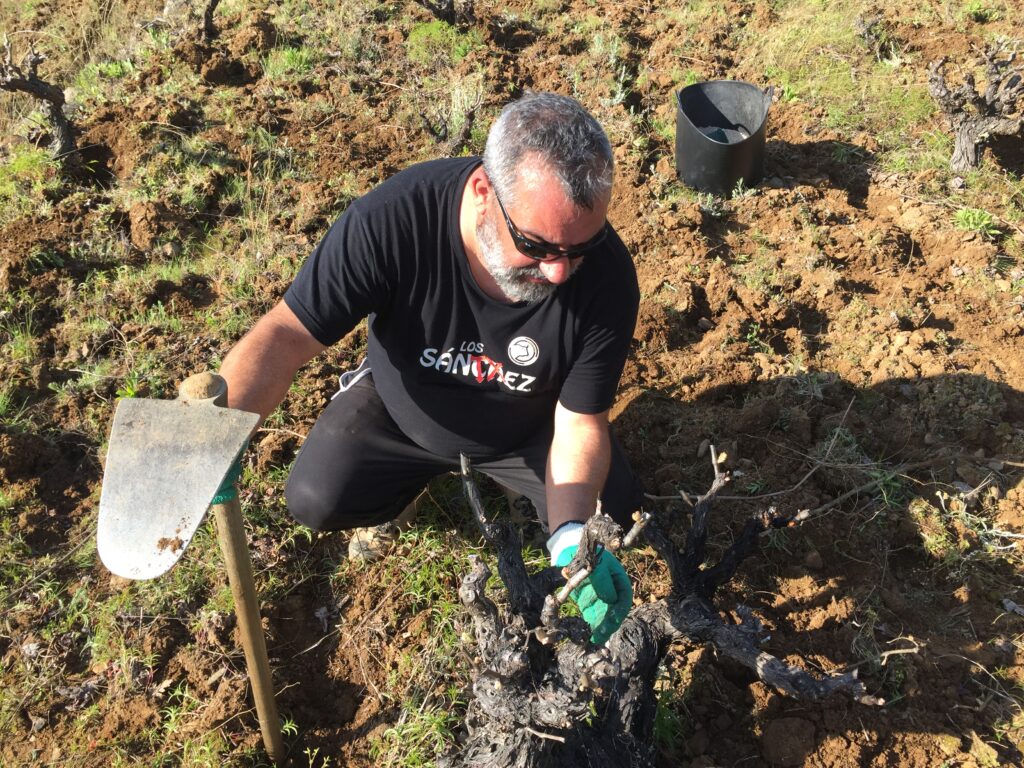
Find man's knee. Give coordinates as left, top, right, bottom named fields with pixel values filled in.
left=284, top=475, right=375, bottom=531
left=285, top=473, right=412, bottom=531
left=285, top=475, right=346, bottom=531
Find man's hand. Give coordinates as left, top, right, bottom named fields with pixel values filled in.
left=549, top=522, right=633, bottom=645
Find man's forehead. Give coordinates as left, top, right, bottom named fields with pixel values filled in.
left=513, top=156, right=563, bottom=196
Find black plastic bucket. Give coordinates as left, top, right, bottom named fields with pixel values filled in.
left=675, top=81, right=773, bottom=196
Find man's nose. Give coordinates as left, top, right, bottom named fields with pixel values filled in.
left=537, top=256, right=572, bottom=283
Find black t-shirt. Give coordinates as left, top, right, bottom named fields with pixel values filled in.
left=284, top=157, right=639, bottom=459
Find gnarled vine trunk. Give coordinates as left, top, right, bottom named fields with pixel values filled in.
left=442, top=453, right=880, bottom=767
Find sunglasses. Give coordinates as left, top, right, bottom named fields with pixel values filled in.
left=492, top=188, right=608, bottom=261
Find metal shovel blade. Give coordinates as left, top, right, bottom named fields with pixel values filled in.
left=97, top=397, right=259, bottom=580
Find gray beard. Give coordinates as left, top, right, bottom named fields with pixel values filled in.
left=476, top=213, right=560, bottom=303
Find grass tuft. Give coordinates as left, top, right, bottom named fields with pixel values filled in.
left=0, top=146, right=61, bottom=226
left=263, top=45, right=323, bottom=80
left=407, top=20, right=481, bottom=68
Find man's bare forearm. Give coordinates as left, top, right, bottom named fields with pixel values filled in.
left=545, top=403, right=611, bottom=533
left=219, top=300, right=326, bottom=424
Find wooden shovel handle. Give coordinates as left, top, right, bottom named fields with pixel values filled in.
left=212, top=496, right=286, bottom=765
left=179, top=372, right=285, bottom=765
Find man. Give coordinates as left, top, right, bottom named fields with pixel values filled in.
left=219, top=92, right=642, bottom=644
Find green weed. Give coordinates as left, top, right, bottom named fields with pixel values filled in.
left=743, top=321, right=773, bottom=354
left=72, top=59, right=135, bottom=102
left=867, top=467, right=908, bottom=510
left=141, top=26, right=172, bottom=56
left=731, top=252, right=795, bottom=303
left=115, top=369, right=145, bottom=399
left=369, top=700, right=463, bottom=766
left=961, top=1, right=1000, bottom=22
left=0, top=308, right=38, bottom=362
left=732, top=178, right=757, bottom=199
left=0, top=384, right=31, bottom=428
left=0, top=145, right=61, bottom=226
left=954, top=207, right=1002, bottom=240
left=696, top=191, right=726, bottom=219
left=407, top=20, right=481, bottom=68
left=263, top=45, right=322, bottom=80
left=653, top=669, right=688, bottom=758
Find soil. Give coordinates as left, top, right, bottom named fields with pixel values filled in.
left=2, top=1, right=1023, bottom=767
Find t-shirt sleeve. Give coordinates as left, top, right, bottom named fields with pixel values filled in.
left=283, top=201, right=391, bottom=346
left=557, top=249, right=640, bottom=414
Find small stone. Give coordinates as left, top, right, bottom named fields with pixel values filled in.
left=30, top=716, right=46, bottom=732
left=160, top=241, right=182, bottom=258
left=968, top=731, right=1000, bottom=767
left=21, top=642, right=41, bottom=659
left=767, top=176, right=786, bottom=188
left=936, top=733, right=961, bottom=756
left=697, top=317, right=715, bottom=331
left=803, top=550, right=823, bottom=570
left=899, top=206, right=927, bottom=230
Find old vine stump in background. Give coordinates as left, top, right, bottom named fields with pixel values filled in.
left=442, top=453, right=881, bottom=768
left=929, top=43, right=1024, bottom=173
left=0, top=39, right=76, bottom=163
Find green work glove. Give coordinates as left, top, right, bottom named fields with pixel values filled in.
left=210, top=442, right=247, bottom=505
left=549, top=522, right=633, bottom=645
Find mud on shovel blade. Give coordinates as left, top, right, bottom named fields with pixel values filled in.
left=97, top=395, right=257, bottom=579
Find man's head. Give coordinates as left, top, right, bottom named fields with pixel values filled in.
left=472, top=93, right=614, bottom=303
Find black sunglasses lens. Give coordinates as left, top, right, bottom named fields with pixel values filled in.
left=527, top=243, right=559, bottom=260
left=499, top=190, right=606, bottom=261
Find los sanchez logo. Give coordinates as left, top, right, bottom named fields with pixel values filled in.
left=419, top=337, right=540, bottom=392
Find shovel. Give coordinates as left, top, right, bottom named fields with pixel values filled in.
left=97, top=371, right=286, bottom=765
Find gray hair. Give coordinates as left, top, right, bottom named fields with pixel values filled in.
left=482, top=92, right=613, bottom=211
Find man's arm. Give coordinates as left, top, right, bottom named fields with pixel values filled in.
left=545, top=401, right=632, bottom=646
left=545, top=401, right=611, bottom=533
left=219, top=300, right=326, bottom=423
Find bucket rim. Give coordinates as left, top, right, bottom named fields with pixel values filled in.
left=676, top=80, right=773, bottom=142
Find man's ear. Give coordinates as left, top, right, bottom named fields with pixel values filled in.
left=467, top=167, right=492, bottom=215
